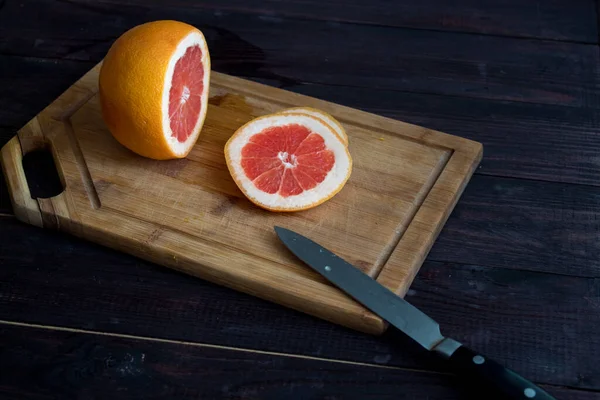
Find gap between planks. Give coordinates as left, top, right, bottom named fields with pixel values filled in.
left=475, top=170, right=600, bottom=190
left=235, top=14, right=600, bottom=45
left=23, top=2, right=595, bottom=46
left=3, top=51, right=598, bottom=112
left=0, top=318, right=439, bottom=374
left=0, top=319, right=591, bottom=394
left=147, top=0, right=600, bottom=44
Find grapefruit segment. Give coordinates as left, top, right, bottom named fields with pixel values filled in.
left=241, top=143, right=279, bottom=158
left=292, top=169, right=319, bottom=191
left=99, top=20, right=211, bottom=160
left=241, top=157, right=282, bottom=180
left=279, top=107, right=349, bottom=146
left=294, top=134, right=327, bottom=155
left=280, top=169, right=304, bottom=197
left=253, top=166, right=285, bottom=194
left=296, top=151, right=336, bottom=183
left=225, top=113, right=352, bottom=212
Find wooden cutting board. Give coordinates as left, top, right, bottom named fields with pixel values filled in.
left=1, top=62, right=482, bottom=334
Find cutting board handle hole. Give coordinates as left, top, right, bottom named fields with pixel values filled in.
left=22, top=146, right=65, bottom=199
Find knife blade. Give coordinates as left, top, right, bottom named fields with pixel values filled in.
left=275, top=226, right=556, bottom=400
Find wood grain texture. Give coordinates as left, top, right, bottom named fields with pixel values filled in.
left=0, top=126, right=15, bottom=214
left=1, top=215, right=598, bottom=389
left=0, top=175, right=9, bottom=214
left=1, top=0, right=597, bottom=55
left=0, top=63, right=481, bottom=334
left=0, top=127, right=15, bottom=145
left=49, top=0, right=597, bottom=42
left=1, top=1, right=599, bottom=108
left=2, top=322, right=589, bottom=400
left=0, top=56, right=94, bottom=128
left=430, top=175, right=600, bottom=278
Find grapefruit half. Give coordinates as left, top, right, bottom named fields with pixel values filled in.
left=99, top=20, right=211, bottom=160
left=279, top=107, right=349, bottom=146
left=225, top=113, right=352, bottom=211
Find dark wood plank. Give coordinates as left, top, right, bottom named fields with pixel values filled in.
left=1, top=1, right=599, bottom=107
left=0, top=170, right=11, bottom=215
left=0, top=127, right=15, bottom=214
left=0, top=56, right=94, bottom=129
left=0, top=0, right=595, bottom=47
left=0, top=323, right=590, bottom=399
left=430, top=175, right=600, bottom=278
left=1, top=214, right=598, bottom=389
left=414, top=261, right=600, bottom=391
left=93, top=0, right=599, bottom=42
left=0, top=127, right=15, bottom=148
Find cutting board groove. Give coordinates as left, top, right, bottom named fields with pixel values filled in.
left=1, top=62, right=482, bottom=334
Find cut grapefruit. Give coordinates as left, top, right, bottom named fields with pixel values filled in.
left=99, top=20, right=211, bottom=160
left=279, top=107, right=348, bottom=146
left=225, top=113, right=352, bottom=211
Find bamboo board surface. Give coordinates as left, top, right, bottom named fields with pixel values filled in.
left=0, top=63, right=482, bottom=334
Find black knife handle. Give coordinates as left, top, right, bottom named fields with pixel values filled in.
left=446, top=345, right=556, bottom=399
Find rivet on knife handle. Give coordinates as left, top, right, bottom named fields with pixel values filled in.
left=439, top=344, right=555, bottom=399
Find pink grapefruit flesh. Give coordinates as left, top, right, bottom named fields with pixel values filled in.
left=168, top=45, right=205, bottom=143
left=241, top=124, right=335, bottom=197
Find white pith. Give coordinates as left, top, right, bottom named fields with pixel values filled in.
left=161, top=31, right=210, bottom=156
left=227, top=114, right=351, bottom=210
left=280, top=108, right=348, bottom=145
left=180, top=86, right=191, bottom=104
left=278, top=151, right=297, bottom=168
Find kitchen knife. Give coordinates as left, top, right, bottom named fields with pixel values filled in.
left=275, top=226, right=556, bottom=400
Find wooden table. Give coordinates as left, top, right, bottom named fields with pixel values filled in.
left=1, top=1, right=599, bottom=399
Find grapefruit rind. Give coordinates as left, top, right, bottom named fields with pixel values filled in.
left=225, top=113, right=352, bottom=212
left=278, top=106, right=349, bottom=146
left=98, top=20, right=211, bottom=161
